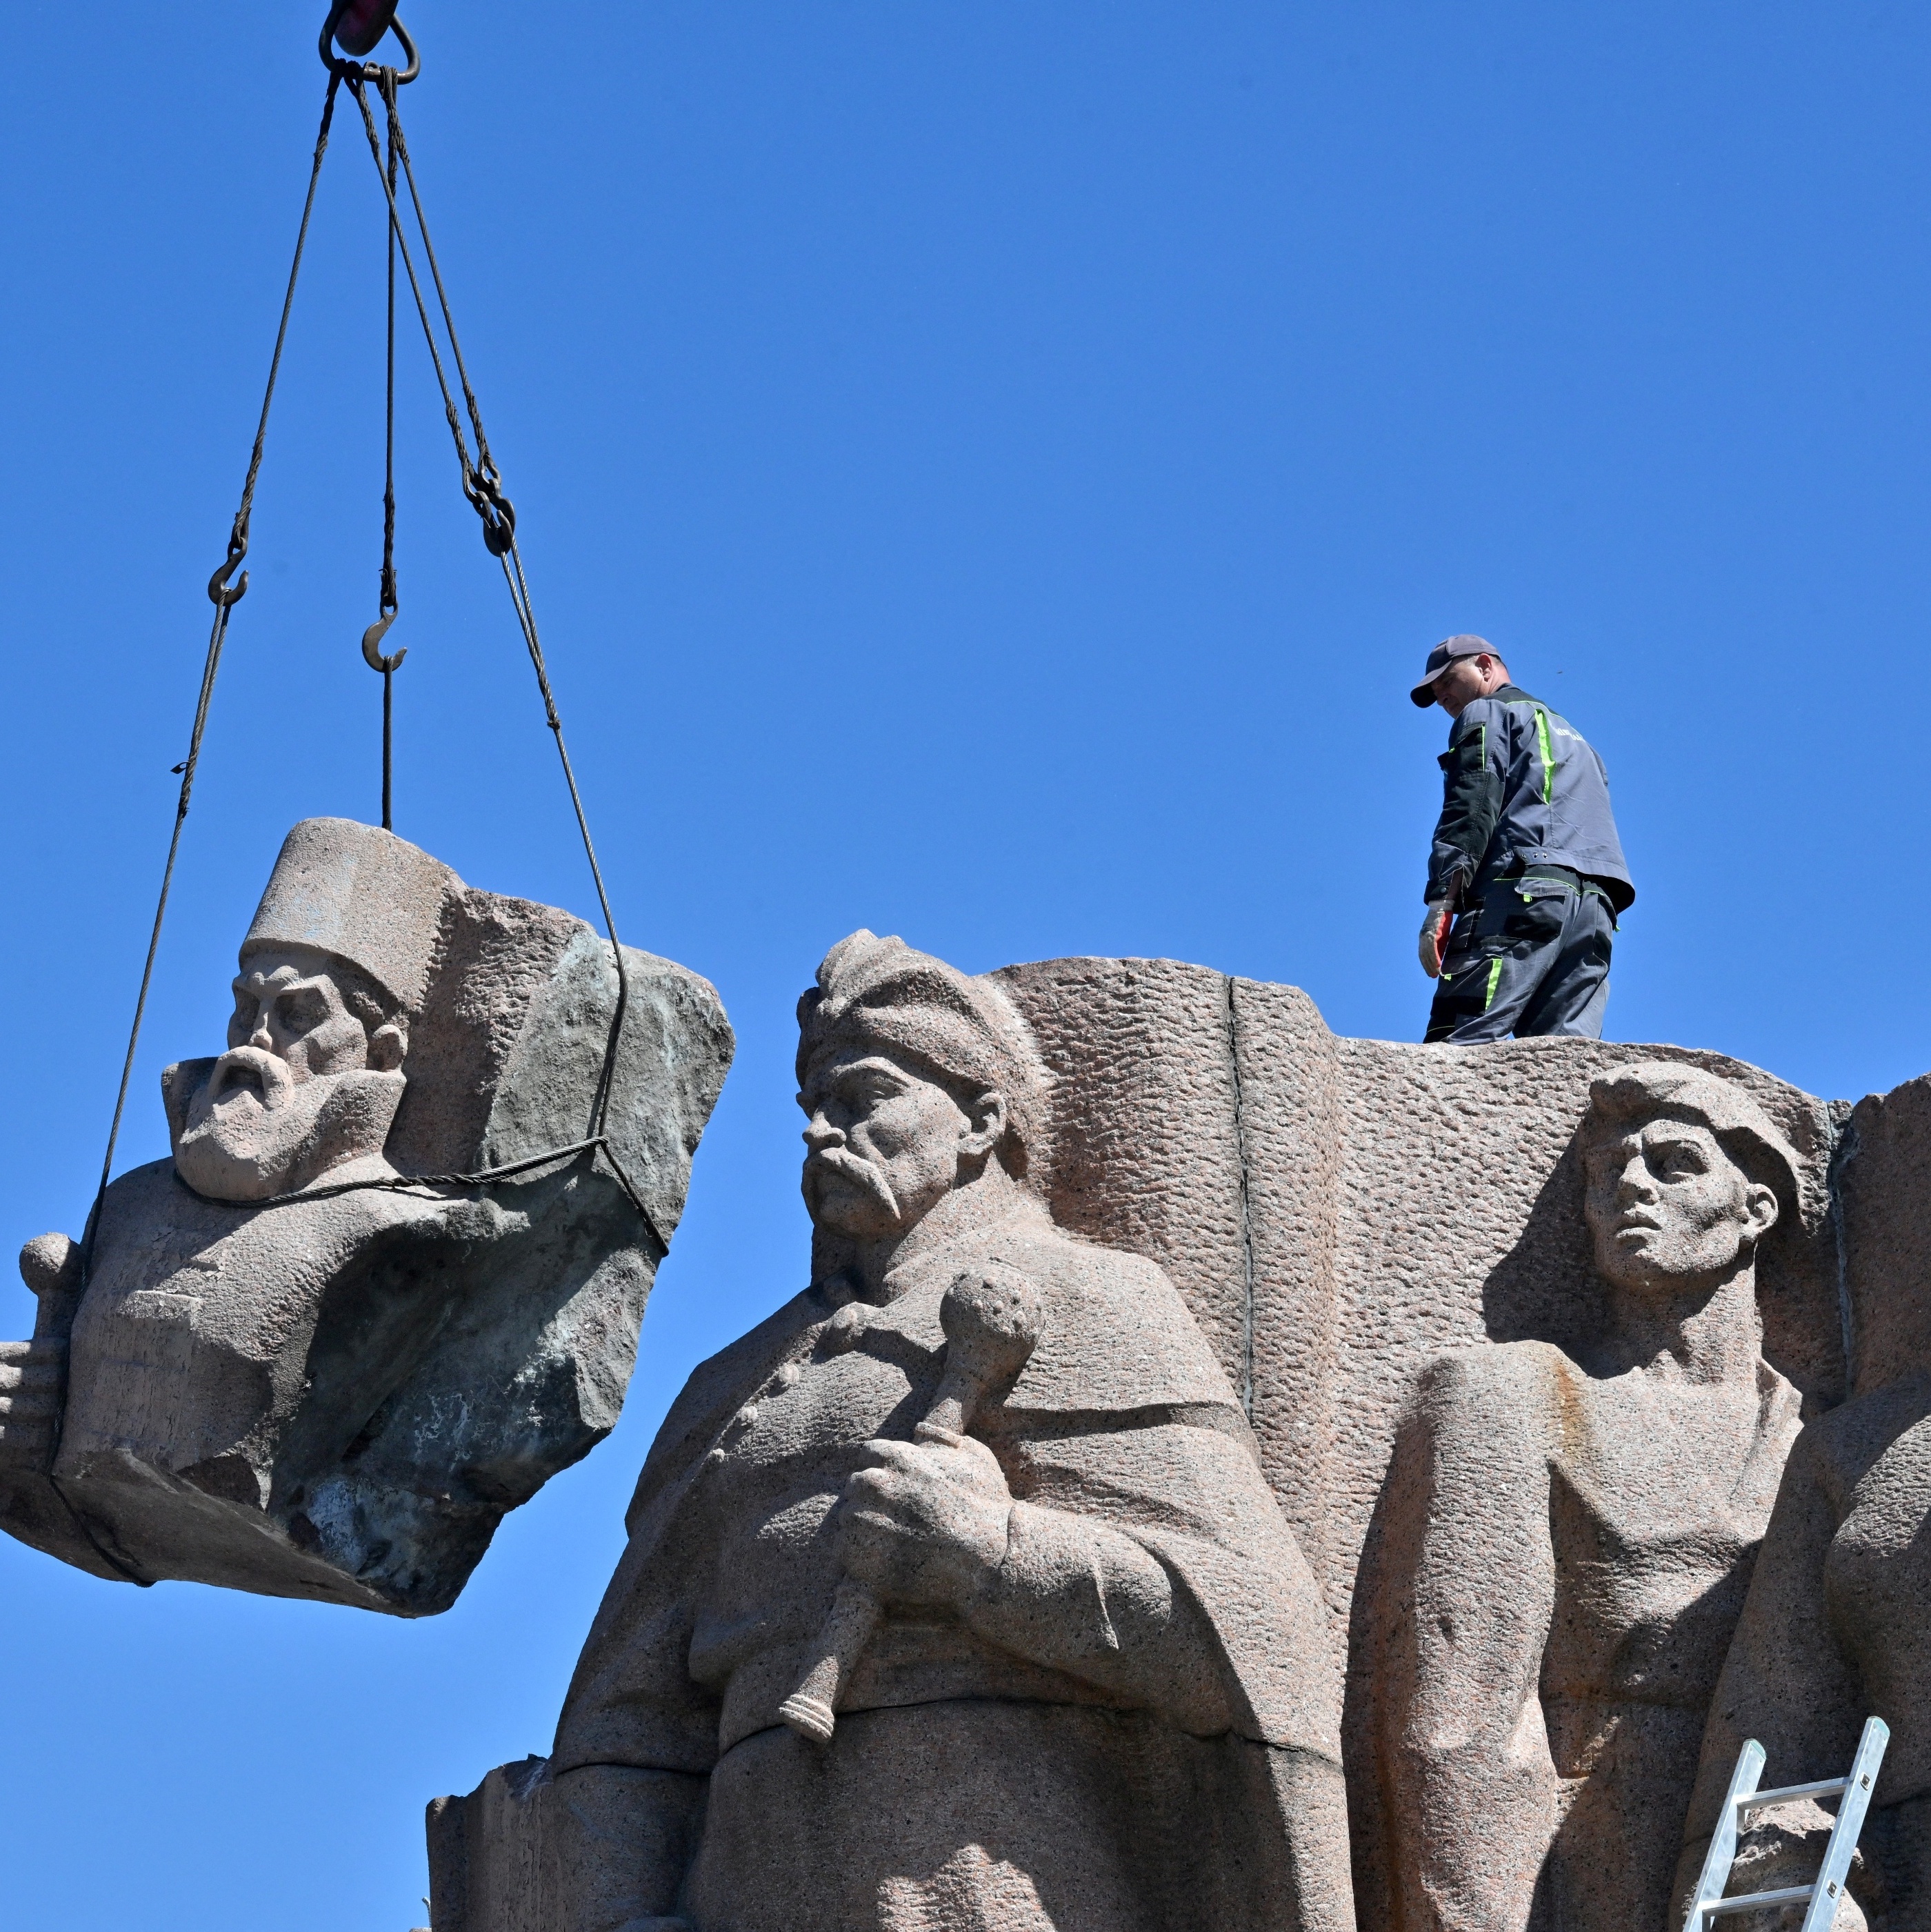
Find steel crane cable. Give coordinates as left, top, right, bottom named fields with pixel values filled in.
left=88, top=28, right=657, bottom=1303
left=86, top=70, right=345, bottom=1273
left=358, top=68, right=407, bottom=835
left=339, top=69, right=634, bottom=1148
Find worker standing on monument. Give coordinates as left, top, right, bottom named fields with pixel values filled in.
left=1410, top=636, right=1634, bottom=1043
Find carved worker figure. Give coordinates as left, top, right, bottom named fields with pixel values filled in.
left=431, top=930, right=1353, bottom=1932
left=1368, top=1063, right=1804, bottom=1932
left=0, top=817, right=730, bottom=1615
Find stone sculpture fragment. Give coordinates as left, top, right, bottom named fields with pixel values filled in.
left=1677, top=1070, right=1931, bottom=1932
left=0, top=817, right=732, bottom=1615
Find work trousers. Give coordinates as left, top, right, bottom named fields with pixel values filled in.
left=1425, top=868, right=1615, bottom=1044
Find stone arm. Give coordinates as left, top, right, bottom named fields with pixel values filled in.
left=968, top=1486, right=1236, bottom=1726
left=848, top=1415, right=1287, bottom=1734
left=0, top=1235, right=85, bottom=1474
left=1672, top=1428, right=1868, bottom=1932
left=0, top=1233, right=126, bottom=1582
left=1377, top=1350, right=1561, bottom=1932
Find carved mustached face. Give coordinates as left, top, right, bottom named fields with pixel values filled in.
left=171, top=947, right=408, bottom=1201
left=1582, top=1115, right=1779, bottom=1297
left=797, top=1050, right=1003, bottom=1242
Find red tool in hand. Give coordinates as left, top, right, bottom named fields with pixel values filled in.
left=1419, top=884, right=1463, bottom=978
left=778, top=1264, right=1045, bottom=1745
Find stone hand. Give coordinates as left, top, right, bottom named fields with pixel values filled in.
left=836, top=1423, right=1013, bottom=1611
left=0, top=1339, right=64, bottom=1471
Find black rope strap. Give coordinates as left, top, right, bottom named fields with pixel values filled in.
left=170, top=1135, right=668, bottom=1259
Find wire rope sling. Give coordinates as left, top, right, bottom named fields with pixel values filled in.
left=92, top=0, right=654, bottom=1274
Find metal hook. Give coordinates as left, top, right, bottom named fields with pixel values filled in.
left=361, top=610, right=407, bottom=673
left=207, top=546, right=248, bottom=610
left=320, top=3, right=419, bottom=83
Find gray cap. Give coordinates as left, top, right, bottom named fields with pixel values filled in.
left=1410, top=635, right=1496, bottom=708
left=242, top=817, right=458, bottom=1014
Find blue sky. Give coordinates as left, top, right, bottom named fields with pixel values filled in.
left=3, top=4, right=1928, bottom=1925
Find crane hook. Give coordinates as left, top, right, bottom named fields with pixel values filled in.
left=362, top=610, right=407, bottom=673
left=207, top=546, right=248, bottom=610
left=320, top=2, right=419, bottom=82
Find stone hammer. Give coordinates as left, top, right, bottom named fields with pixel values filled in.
left=779, top=1262, right=1045, bottom=1744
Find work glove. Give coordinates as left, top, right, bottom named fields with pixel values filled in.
left=1419, top=888, right=1461, bottom=979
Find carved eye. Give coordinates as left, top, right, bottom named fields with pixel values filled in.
left=1654, top=1143, right=1707, bottom=1182
left=277, top=990, right=328, bottom=1035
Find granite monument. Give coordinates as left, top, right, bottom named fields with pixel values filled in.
left=428, top=931, right=1355, bottom=1932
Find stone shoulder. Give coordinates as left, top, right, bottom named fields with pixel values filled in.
left=994, top=1222, right=1240, bottom=1415
left=624, top=1288, right=821, bottom=1531
left=1411, top=1337, right=1572, bottom=1444
left=1801, top=1369, right=1931, bottom=1511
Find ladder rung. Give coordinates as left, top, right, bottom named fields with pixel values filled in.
left=1701, top=1886, right=1817, bottom=1918
left=1737, top=1778, right=1848, bottom=1812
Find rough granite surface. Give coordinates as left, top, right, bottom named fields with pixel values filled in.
left=430, top=935, right=1353, bottom=1932
left=994, top=958, right=1845, bottom=1932
left=1668, top=1070, right=1931, bottom=1932
left=994, top=959, right=1842, bottom=1618
left=425, top=947, right=1887, bottom=1932
left=0, top=820, right=734, bottom=1615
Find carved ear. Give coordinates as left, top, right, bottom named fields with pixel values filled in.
left=960, top=1090, right=1008, bottom=1160
left=1743, top=1179, right=1780, bottom=1240
left=367, top=1021, right=408, bottom=1073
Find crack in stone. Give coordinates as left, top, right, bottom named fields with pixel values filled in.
left=1825, top=1098, right=1860, bottom=1397
left=1224, top=974, right=1257, bottom=1422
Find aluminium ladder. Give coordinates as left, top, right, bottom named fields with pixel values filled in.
left=1685, top=1717, right=1890, bottom=1931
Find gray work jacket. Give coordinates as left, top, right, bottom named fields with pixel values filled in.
left=1425, top=684, right=1634, bottom=913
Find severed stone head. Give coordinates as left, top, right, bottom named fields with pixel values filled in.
left=168, top=819, right=457, bottom=1202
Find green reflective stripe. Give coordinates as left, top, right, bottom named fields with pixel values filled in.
left=1534, top=708, right=1556, bottom=804
left=1481, top=957, right=1505, bottom=1012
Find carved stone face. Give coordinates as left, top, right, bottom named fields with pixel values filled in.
left=798, top=1050, right=984, bottom=1243
left=1582, top=1114, right=1779, bottom=1296
left=170, top=946, right=408, bottom=1202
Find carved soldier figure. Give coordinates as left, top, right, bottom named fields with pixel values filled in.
left=0, top=818, right=730, bottom=1615
left=1366, top=1063, right=1805, bottom=1932
left=432, top=930, right=1353, bottom=1932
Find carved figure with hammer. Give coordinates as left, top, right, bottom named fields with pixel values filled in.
left=430, top=930, right=1354, bottom=1932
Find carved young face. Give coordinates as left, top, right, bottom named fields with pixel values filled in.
left=172, top=947, right=408, bottom=1201
left=1583, top=1115, right=1779, bottom=1296
left=798, top=1050, right=1003, bottom=1243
